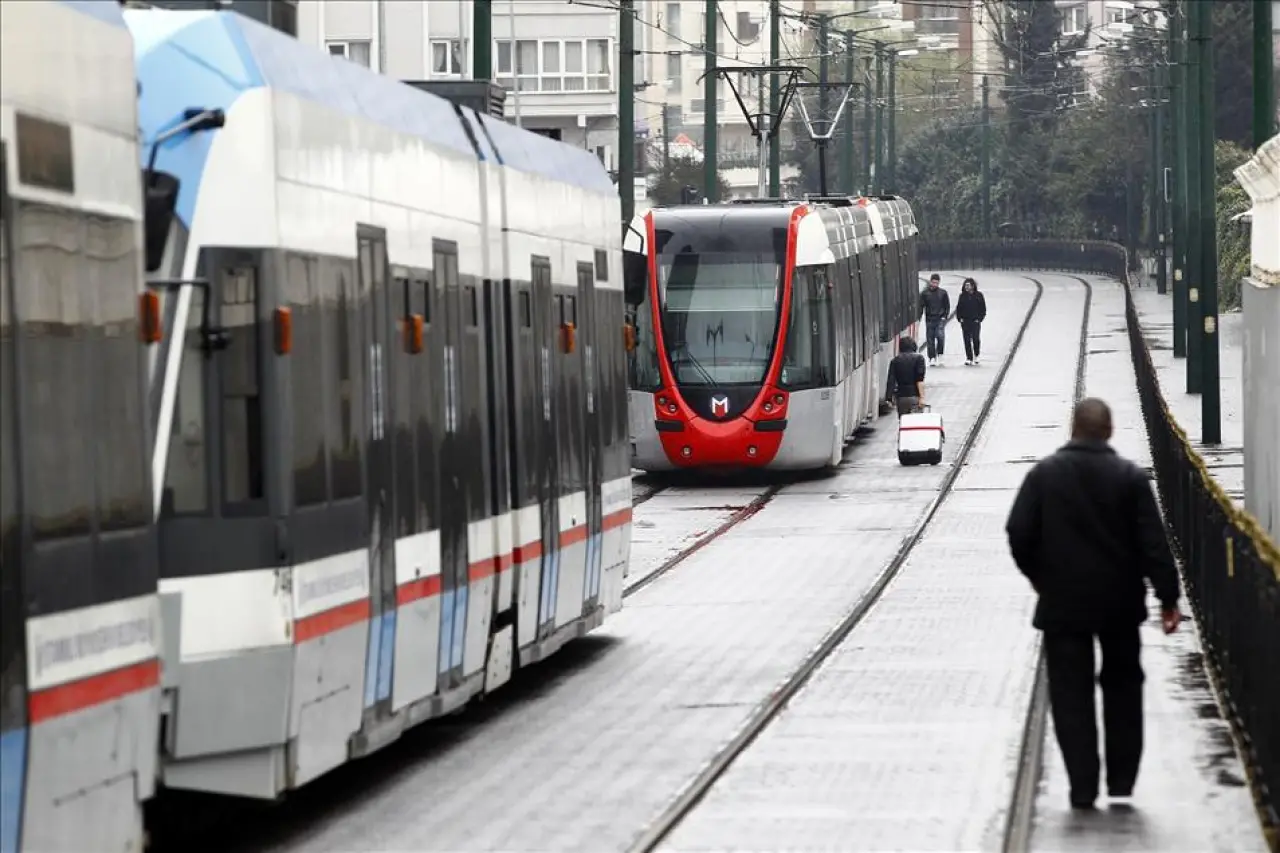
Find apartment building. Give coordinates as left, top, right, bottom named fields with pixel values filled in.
left=972, top=0, right=1166, bottom=104
left=297, top=1, right=621, bottom=168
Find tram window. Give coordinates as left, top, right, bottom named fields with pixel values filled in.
left=556, top=294, right=565, bottom=325
left=290, top=254, right=328, bottom=508
left=329, top=260, right=363, bottom=500
left=220, top=265, right=264, bottom=509
left=519, top=289, right=532, bottom=328
left=566, top=295, right=577, bottom=325
left=85, top=213, right=149, bottom=530
left=465, top=284, right=478, bottom=327
left=16, top=202, right=94, bottom=539
left=594, top=249, right=608, bottom=282
left=162, top=284, right=210, bottom=515
left=419, top=278, right=432, bottom=325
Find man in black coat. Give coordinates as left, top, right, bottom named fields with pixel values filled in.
left=1005, top=398, right=1182, bottom=810
left=918, top=273, right=951, bottom=366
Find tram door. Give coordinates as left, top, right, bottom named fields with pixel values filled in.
left=577, top=261, right=603, bottom=609
left=357, top=226, right=398, bottom=716
left=531, top=257, right=559, bottom=639
left=0, top=140, right=26, bottom=853
left=434, top=242, right=468, bottom=690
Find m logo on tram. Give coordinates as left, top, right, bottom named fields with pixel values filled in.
left=711, top=396, right=730, bottom=418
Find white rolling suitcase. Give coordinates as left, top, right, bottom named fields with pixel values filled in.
left=898, top=406, right=945, bottom=466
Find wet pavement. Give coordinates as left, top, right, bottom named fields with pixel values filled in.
left=1030, top=275, right=1269, bottom=852
left=1127, top=283, right=1245, bottom=504
left=224, top=273, right=1269, bottom=853
left=659, top=272, right=1082, bottom=851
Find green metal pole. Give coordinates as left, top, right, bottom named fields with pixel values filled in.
left=1170, top=0, right=1188, bottom=359
left=843, top=31, right=856, bottom=195
left=816, top=14, right=830, bottom=195
left=1148, top=63, right=1159, bottom=254
left=874, top=45, right=884, bottom=194
left=618, top=0, right=635, bottom=222
left=703, top=0, right=718, bottom=202
left=1256, top=0, right=1277, bottom=145
left=769, top=0, right=781, bottom=196
left=981, top=73, right=991, bottom=237
left=472, top=0, right=492, bottom=81
left=887, top=50, right=896, bottom=192
left=1156, top=59, right=1168, bottom=295
left=862, top=56, right=872, bottom=194
left=1185, top=0, right=1203, bottom=394
left=1198, top=0, right=1220, bottom=442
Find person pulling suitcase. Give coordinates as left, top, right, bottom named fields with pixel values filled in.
left=885, top=336, right=927, bottom=415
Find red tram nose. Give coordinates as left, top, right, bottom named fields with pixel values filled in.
left=653, top=387, right=788, bottom=468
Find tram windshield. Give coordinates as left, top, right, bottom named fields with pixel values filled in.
left=657, top=249, right=783, bottom=387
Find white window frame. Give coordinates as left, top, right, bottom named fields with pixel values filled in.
left=431, top=39, right=463, bottom=77
left=326, top=40, right=372, bottom=68
left=493, top=38, right=614, bottom=94
left=1061, top=5, right=1088, bottom=35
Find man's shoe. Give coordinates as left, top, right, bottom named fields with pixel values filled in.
left=1070, top=794, right=1097, bottom=810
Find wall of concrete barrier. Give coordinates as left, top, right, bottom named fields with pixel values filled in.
left=1235, top=135, right=1280, bottom=543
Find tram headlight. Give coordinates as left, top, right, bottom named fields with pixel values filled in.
left=681, top=445, right=692, bottom=458
left=773, top=393, right=785, bottom=406
left=763, top=401, right=774, bottom=413
left=747, top=445, right=758, bottom=457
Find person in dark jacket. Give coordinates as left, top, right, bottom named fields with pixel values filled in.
left=918, top=274, right=950, bottom=366
left=884, top=336, right=926, bottom=415
left=955, top=277, right=986, bottom=365
left=1005, top=398, right=1182, bottom=811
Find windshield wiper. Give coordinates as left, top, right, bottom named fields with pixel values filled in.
left=669, top=342, right=716, bottom=385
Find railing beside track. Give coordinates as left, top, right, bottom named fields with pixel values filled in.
left=919, top=240, right=1280, bottom=843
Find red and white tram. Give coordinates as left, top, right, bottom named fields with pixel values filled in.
left=623, top=196, right=920, bottom=472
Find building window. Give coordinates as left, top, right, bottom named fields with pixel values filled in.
left=328, top=40, right=371, bottom=68
left=1061, top=5, right=1087, bottom=35
left=494, top=38, right=613, bottom=93
left=736, top=11, right=760, bottom=42
left=1105, top=7, right=1127, bottom=26
left=665, top=2, right=681, bottom=39
left=666, top=53, right=682, bottom=88
left=432, top=39, right=463, bottom=76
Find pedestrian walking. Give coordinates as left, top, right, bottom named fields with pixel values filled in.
left=918, top=273, right=950, bottom=366
left=955, top=277, right=986, bottom=365
left=884, top=336, right=926, bottom=415
left=1005, top=398, right=1182, bottom=811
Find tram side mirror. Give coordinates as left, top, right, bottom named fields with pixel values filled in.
left=623, top=323, right=636, bottom=352
left=143, top=170, right=180, bottom=273
left=622, top=251, right=647, bottom=306
left=560, top=322, right=577, bottom=354
left=403, top=313, right=425, bottom=354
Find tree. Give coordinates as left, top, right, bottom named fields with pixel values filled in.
left=1215, top=140, right=1253, bottom=309
left=647, top=154, right=730, bottom=206
left=1211, top=0, right=1256, bottom=148
left=977, top=0, right=1090, bottom=228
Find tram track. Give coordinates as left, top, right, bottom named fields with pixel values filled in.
left=623, top=484, right=781, bottom=598
left=627, top=273, right=1094, bottom=853
left=1002, top=273, right=1092, bottom=853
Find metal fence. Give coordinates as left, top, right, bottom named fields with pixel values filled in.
left=921, top=240, right=1280, bottom=839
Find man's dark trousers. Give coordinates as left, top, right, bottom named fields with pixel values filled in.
left=1043, top=627, right=1144, bottom=803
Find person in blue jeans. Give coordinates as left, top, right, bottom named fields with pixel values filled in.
left=918, top=273, right=951, bottom=365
